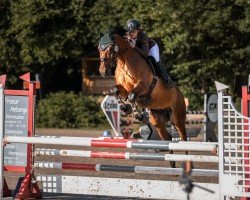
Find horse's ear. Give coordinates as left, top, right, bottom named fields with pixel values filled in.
left=109, top=26, right=114, bottom=33
left=99, top=32, right=104, bottom=37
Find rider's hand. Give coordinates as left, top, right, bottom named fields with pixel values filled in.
left=129, top=41, right=135, bottom=48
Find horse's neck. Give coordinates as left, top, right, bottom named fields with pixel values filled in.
left=121, top=49, right=151, bottom=74
left=116, top=49, right=152, bottom=84
left=116, top=58, right=132, bottom=78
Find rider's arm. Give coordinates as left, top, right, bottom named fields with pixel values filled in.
left=133, top=37, right=150, bottom=58
left=134, top=43, right=149, bottom=58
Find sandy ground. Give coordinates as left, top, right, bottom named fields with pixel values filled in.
left=4, top=128, right=218, bottom=200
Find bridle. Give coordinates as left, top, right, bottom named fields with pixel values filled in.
left=99, top=43, right=117, bottom=68
left=99, top=42, right=129, bottom=69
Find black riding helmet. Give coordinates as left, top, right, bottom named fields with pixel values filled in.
left=126, top=19, right=141, bottom=32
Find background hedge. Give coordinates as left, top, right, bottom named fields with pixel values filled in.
left=35, top=92, right=108, bottom=128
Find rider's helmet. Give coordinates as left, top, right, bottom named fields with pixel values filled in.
left=126, top=19, right=141, bottom=32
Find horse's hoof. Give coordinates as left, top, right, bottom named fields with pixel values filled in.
left=110, top=87, right=119, bottom=95
left=128, top=93, right=135, bottom=102
left=135, top=112, right=149, bottom=124
left=170, top=161, right=176, bottom=168
left=120, top=104, right=132, bottom=115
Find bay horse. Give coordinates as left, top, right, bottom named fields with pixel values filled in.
left=98, top=30, right=187, bottom=167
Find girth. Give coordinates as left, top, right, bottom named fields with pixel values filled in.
left=148, top=76, right=157, bottom=94
left=137, top=76, right=157, bottom=106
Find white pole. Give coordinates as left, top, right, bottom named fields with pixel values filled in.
left=34, top=161, right=219, bottom=177
left=35, top=135, right=110, bottom=140
left=5, top=136, right=218, bottom=152
left=218, top=91, right=224, bottom=200
left=35, top=148, right=219, bottom=163
left=168, top=143, right=217, bottom=152
left=4, top=136, right=92, bottom=147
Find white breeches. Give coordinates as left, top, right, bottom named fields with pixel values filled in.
left=149, top=44, right=160, bottom=62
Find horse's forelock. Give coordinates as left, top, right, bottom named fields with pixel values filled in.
left=99, top=32, right=114, bottom=50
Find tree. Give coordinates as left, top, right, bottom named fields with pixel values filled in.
left=0, top=0, right=93, bottom=91
left=0, top=0, right=26, bottom=84
left=146, top=0, right=249, bottom=107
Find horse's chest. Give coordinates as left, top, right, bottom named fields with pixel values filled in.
left=116, top=73, right=135, bottom=91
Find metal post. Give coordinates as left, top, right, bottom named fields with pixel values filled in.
left=0, top=84, right=4, bottom=199
left=203, top=94, right=207, bottom=142
left=248, top=74, right=250, bottom=87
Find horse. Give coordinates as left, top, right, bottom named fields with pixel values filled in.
left=98, top=29, right=187, bottom=167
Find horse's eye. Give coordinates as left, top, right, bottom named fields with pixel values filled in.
left=99, top=43, right=108, bottom=51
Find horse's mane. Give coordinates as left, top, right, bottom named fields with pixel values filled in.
left=109, top=26, right=127, bottom=38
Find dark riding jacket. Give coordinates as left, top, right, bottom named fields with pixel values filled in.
left=133, top=31, right=157, bottom=58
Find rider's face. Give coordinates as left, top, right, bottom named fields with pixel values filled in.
left=128, top=29, right=139, bottom=40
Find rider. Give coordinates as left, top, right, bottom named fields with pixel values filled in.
left=125, top=19, right=172, bottom=87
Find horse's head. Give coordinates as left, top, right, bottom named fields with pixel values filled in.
left=98, top=32, right=118, bottom=77
left=98, top=27, right=129, bottom=77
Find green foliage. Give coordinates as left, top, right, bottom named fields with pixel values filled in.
left=36, top=92, right=108, bottom=128
left=9, top=0, right=89, bottom=65
left=0, top=0, right=92, bottom=86
left=0, top=0, right=249, bottom=109
left=149, top=0, right=249, bottom=106
left=86, top=0, right=138, bottom=43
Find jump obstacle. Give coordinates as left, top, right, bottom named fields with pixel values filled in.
left=0, top=73, right=249, bottom=200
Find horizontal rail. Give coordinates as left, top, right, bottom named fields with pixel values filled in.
left=35, top=148, right=219, bottom=163
left=35, top=135, right=130, bottom=141
left=4, top=136, right=218, bottom=152
left=34, top=162, right=219, bottom=177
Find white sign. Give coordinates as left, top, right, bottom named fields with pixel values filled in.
left=101, top=95, right=121, bottom=136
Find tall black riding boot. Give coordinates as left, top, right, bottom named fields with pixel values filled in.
left=157, top=61, right=173, bottom=88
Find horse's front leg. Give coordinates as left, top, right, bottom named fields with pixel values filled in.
left=128, top=81, right=148, bottom=102
left=111, top=85, right=133, bottom=115
left=110, top=84, right=129, bottom=99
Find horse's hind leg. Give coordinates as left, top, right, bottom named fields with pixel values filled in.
left=172, top=105, right=187, bottom=142
left=149, top=109, right=172, bottom=140
left=172, top=101, right=188, bottom=156
left=149, top=109, right=176, bottom=168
